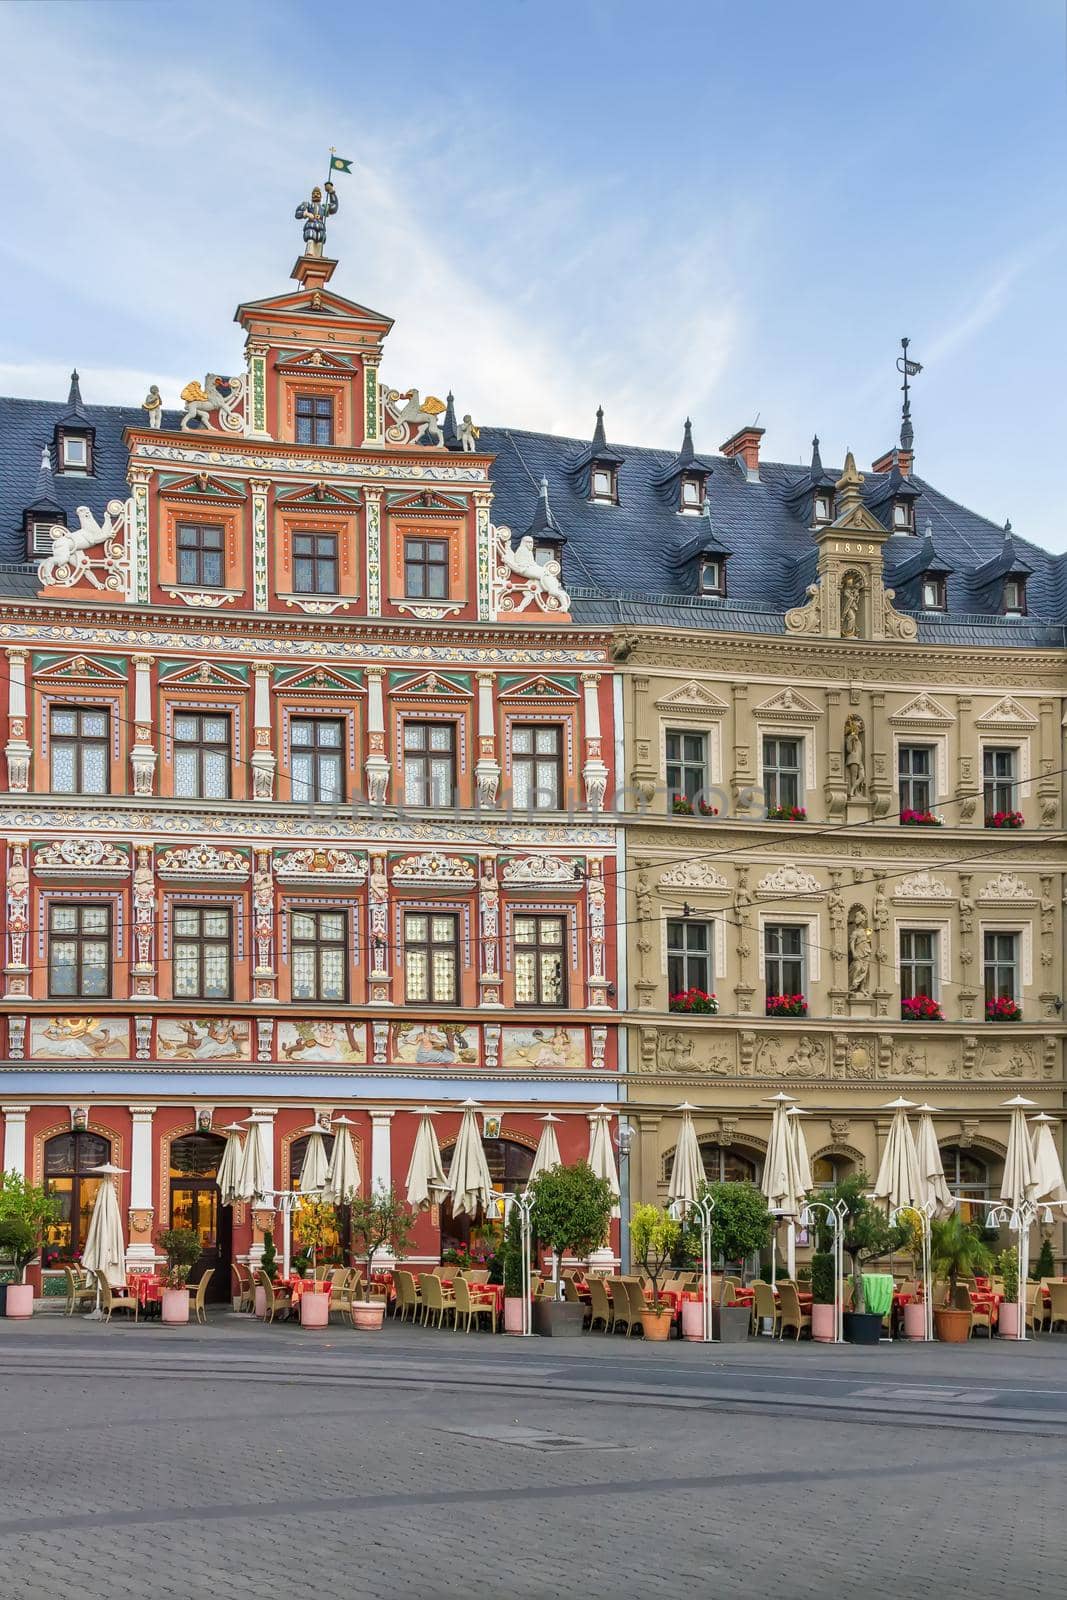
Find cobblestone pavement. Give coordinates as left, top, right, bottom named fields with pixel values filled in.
left=1, top=1315, right=1065, bottom=1600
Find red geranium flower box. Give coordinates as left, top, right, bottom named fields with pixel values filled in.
left=766, top=993, right=807, bottom=1018
left=767, top=805, right=807, bottom=822
left=901, top=994, right=943, bottom=1021
left=901, top=809, right=941, bottom=827
left=985, top=810, right=1024, bottom=829
left=669, top=987, right=719, bottom=1014
left=986, top=996, right=1022, bottom=1022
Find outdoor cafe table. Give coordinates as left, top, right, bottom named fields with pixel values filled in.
left=441, top=1279, right=505, bottom=1318
left=131, top=1275, right=162, bottom=1313
left=288, top=1278, right=332, bottom=1307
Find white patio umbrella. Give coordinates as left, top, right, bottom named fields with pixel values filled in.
left=215, top=1123, right=245, bottom=1208
left=529, top=1113, right=563, bottom=1180
left=1000, top=1095, right=1038, bottom=1206
left=786, top=1107, right=813, bottom=1195
left=82, top=1164, right=128, bottom=1298
left=588, top=1104, right=621, bottom=1211
left=1029, top=1113, right=1067, bottom=1205
left=447, top=1100, right=494, bottom=1219
left=236, top=1115, right=270, bottom=1203
left=326, top=1115, right=361, bottom=1204
left=405, top=1107, right=446, bottom=1209
left=762, top=1094, right=800, bottom=1215
left=873, top=1096, right=923, bottom=1212
left=914, top=1104, right=954, bottom=1217
left=298, top=1125, right=329, bottom=1194
left=667, top=1103, right=704, bottom=1212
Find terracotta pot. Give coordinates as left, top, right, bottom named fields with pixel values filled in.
left=998, top=1302, right=1021, bottom=1338
left=934, top=1307, right=972, bottom=1343
left=503, top=1296, right=525, bottom=1335
left=811, top=1302, right=836, bottom=1342
left=903, top=1301, right=928, bottom=1340
left=640, top=1308, right=674, bottom=1341
left=162, top=1288, right=190, bottom=1325
left=300, top=1290, right=330, bottom=1328
left=351, top=1299, right=386, bottom=1330
left=4, top=1283, right=33, bottom=1319
left=254, top=1285, right=267, bottom=1319
left=681, top=1298, right=708, bottom=1341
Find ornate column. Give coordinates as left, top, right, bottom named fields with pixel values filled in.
left=1038, top=699, right=1059, bottom=828
left=362, top=357, right=381, bottom=444
left=1, top=1106, right=29, bottom=1178
left=955, top=695, right=979, bottom=822
left=245, top=342, right=270, bottom=439
left=475, top=490, right=494, bottom=621
left=581, top=674, right=609, bottom=810
left=252, top=849, right=276, bottom=1000
left=364, top=487, right=383, bottom=616
left=129, top=654, right=157, bottom=796
left=628, top=675, right=656, bottom=811
left=730, top=682, right=753, bottom=813
left=248, top=1107, right=277, bottom=1268
left=364, top=668, right=390, bottom=804
left=369, top=1109, right=395, bottom=1264
left=250, top=661, right=275, bottom=800
left=474, top=672, right=500, bottom=806
left=869, top=690, right=891, bottom=817
left=129, top=465, right=151, bottom=605
left=478, top=854, right=503, bottom=1007
left=131, top=845, right=157, bottom=997
left=585, top=855, right=610, bottom=1008
left=368, top=854, right=391, bottom=1003
left=4, top=840, right=30, bottom=998
left=127, top=1106, right=157, bottom=1268
left=250, top=478, right=270, bottom=612
left=4, top=650, right=30, bottom=792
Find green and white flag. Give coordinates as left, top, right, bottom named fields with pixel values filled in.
left=329, top=154, right=354, bottom=174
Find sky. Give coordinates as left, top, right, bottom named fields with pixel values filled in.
left=1, top=0, right=1065, bottom=546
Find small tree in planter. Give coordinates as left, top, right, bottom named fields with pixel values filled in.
left=0, top=1172, right=62, bottom=1317
left=1032, top=1233, right=1055, bottom=1281
left=629, top=1204, right=680, bottom=1340
left=501, top=1202, right=526, bottom=1334
left=930, top=1212, right=992, bottom=1341
left=706, top=1181, right=773, bottom=1341
left=809, top=1250, right=837, bottom=1341
left=830, top=1175, right=910, bottom=1343
left=260, top=1229, right=278, bottom=1282
left=155, top=1226, right=203, bottom=1325
left=294, top=1195, right=338, bottom=1270
left=527, top=1161, right=614, bottom=1336
left=348, top=1186, right=416, bottom=1327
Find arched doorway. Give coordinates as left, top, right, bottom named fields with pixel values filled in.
left=43, top=1130, right=111, bottom=1266
left=289, top=1132, right=348, bottom=1263
left=169, top=1132, right=231, bottom=1301
left=439, top=1137, right=534, bottom=1257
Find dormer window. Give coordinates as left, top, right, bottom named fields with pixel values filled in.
left=680, top=476, right=704, bottom=512
left=700, top=557, right=725, bottom=597
left=1003, top=577, right=1026, bottom=615
left=30, top=520, right=59, bottom=559
left=814, top=494, right=832, bottom=524
left=921, top=576, right=946, bottom=612
left=59, top=433, right=89, bottom=472
left=533, top=540, right=563, bottom=576
left=893, top=501, right=913, bottom=531
left=591, top=466, right=616, bottom=503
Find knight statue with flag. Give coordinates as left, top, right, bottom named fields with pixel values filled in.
left=294, top=152, right=353, bottom=257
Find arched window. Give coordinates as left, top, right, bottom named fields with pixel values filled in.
left=699, top=1143, right=761, bottom=1184
left=289, top=1133, right=336, bottom=1191
left=812, top=1155, right=855, bottom=1191
left=940, top=1145, right=991, bottom=1205
left=440, top=1137, right=534, bottom=1254
left=43, top=1130, right=111, bottom=1263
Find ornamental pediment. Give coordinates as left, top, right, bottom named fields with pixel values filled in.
left=654, top=681, right=728, bottom=716
left=498, top=675, right=579, bottom=701
left=894, top=870, right=952, bottom=901
left=274, top=847, right=367, bottom=884
left=975, top=695, right=1038, bottom=729
left=158, top=659, right=250, bottom=690
left=157, top=472, right=246, bottom=501
left=273, top=664, right=364, bottom=695
left=888, top=692, right=955, bottom=729
left=658, top=861, right=728, bottom=891
left=385, top=488, right=467, bottom=513
left=274, top=347, right=357, bottom=376
left=501, top=854, right=581, bottom=885
left=33, top=653, right=126, bottom=685
left=391, top=851, right=476, bottom=883
left=829, top=502, right=888, bottom=537
left=33, top=839, right=130, bottom=878
left=274, top=480, right=362, bottom=510
left=237, top=287, right=393, bottom=326
left=156, top=845, right=250, bottom=880
left=756, top=864, right=823, bottom=896
left=977, top=872, right=1034, bottom=903
left=391, top=671, right=472, bottom=700
left=752, top=688, right=823, bottom=723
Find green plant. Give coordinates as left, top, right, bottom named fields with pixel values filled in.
left=527, top=1161, right=614, bottom=1297
left=155, top=1226, right=203, bottom=1290
left=294, top=1195, right=338, bottom=1266
left=1033, top=1234, right=1056, bottom=1281
left=930, top=1211, right=993, bottom=1304
left=260, top=1229, right=277, bottom=1282
left=501, top=1203, right=524, bottom=1298
left=830, top=1174, right=911, bottom=1315
left=348, top=1185, right=416, bottom=1298
left=810, top=1251, right=836, bottom=1306
left=629, top=1204, right=680, bottom=1312
left=704, top=1181, right=773, bottom=1307
left=997, top=1246, right=1019, bottom=1302
left=0, top=1171, right=62, bottom=1282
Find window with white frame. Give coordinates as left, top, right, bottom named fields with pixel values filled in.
left=1002, top=577, right=1026, bottom=615
left=764, top=923, right=805, bottom=998
left=921, top=576, right=947, bottom=611
left=983, top=747, right=1017, bottom=818
left=590, top=466, right=617, bottom=503
left=667, top=919, right=711, bottom=996
left=762, top=736, right=802, bottom=811
left=984, top=931, right=1019, bottom=1004
left=60, top=434, right=88, bottom=471
left=513, top=914, right=566, bottom=1006
left=666, top=729, right=707, bottom=804
left=899, top=928, right=938, bottom=1001
left=898, top=744, right=935, bottom=813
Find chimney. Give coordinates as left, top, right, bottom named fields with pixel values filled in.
left=872, top=444, right=914, bottom=477
left=719, top=424, right=765, bottom=478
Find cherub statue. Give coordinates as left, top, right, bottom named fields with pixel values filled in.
left=141, top=385, right=162, bottom=429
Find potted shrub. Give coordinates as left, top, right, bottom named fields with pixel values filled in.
left=1032, top=1234, right=1055, bottom=1281
left=810, top=1250, right=837, bottom=1342
left=997, top=1246, right=1021, bottom=1338
left=0, top=1172, right=62, bottom=1319
left=501, top=1203, right=526, bottom=1335
left=832, top=1175, right=910, bottom=1344
left=527, top=1161, right=614, bottom=1336
left=707, top=1180, right=773, bottom=1341
left=156, top=1227, right=203, bottom=1324
left=930, top=1212, right=992, bottom=1342
left=629, top=1204, right=680, bottom=1341
left=348, top=1185, right=416, bottom=1329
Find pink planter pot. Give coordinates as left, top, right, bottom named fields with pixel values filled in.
left=811, top=1303, right=836, bottom=1342
left=998, top=1302, right=1021, bottom=1339
left=903, top=1301, right=928, bottom=1341
left=5, top=1283, right=33, bottom=1319
left=503, top=1296, right=525, bottom=1335
left=351, top=1299, right=386, bottom=1331
left=254, top=1285, right=267, bottom=1319
left=681, top=1298, right=708, bottom=1341
left=300, top=1291, right=330, bottom=1328
left=162, top=1288, right=190, bottom=1325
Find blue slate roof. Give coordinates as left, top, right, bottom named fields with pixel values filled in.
left=0, top=389, right=1063, bottom=645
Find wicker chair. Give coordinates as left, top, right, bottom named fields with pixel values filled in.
left=625, top=1278, right=650, bottom=1336
left=191, top=1272, right=212, bottom=1325
left=454, top=1277, right=497, bottom=1334
left=465, top=1269, right=491, bottom=1285
left=751, top=1279, right=781, bottom=1338
left=392, top=1269, right=419, bottom=1324
left=1025, top=1281, right=1048, bottom=1334
left=778, top=1282, right=811, bottom=1341
left=101, top=1279, right=138, bottom=1324
left=609, top=1278, right=636, bottom=1337
left=586, top=1276, right=613, bottom=1333
left=63, top=1265, right=98, bottom=1317
left=419, top=1273, right=455, bottom=1328
left=231, top=1262, right=254, bottom=1313
left=258, top=1271, right=292, bottom=1324
left=1047, top=1282, right=1067, bottom=1332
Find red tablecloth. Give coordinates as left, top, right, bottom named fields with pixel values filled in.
left=131, top=1275, right=162, bottom=1306
left=440, top=1278, right=504, bottom=1316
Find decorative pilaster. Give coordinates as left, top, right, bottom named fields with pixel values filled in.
left=363, top=358, right=381, bottom=444
left=252, top=850, right=276, bottom=999
left=369, top=1110, right=395, bottom=1263
left=132, top=845, right=157, bottom=997
left=368, top=854, right=391, bottom=1003
left=956, top=695, right=979, bottom=822
left=1, top=1106, right=29, bottom=1178
left=4, top=651, right=30, bottom=792
left=248, top=1108, right=277, bottom=1267
left=250, top=479, right=270, bottom=612
left=474, top=672, right=500, bottom=806
left=731, top=682, right=753, bottom=813
left=585, top=855, right=609, bottom=1008
left=127, top=1106, right=157, bottom=1267
left=4, top=841, right=29, bottom=997
left=129, top=467, right=151, bottom=605
left=478, top=854, right=503, bottom=1007
left=365, top=488, right=383, bottom=616
left=581, top=674, right=608, bottom=810
left=130, top=654, right=157, bottom=795
left=250, top=661, right=275, bottom=800
left=1038, top=699, right=1059, bottom=827
left=8, top=1018, right=26, bottom=1060
left=365, top=668, right=390, bottom=804
left=245, top=342, right=270, bottom=439
left=475, top=491, right=493, bottom=620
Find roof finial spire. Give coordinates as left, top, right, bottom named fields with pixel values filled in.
left=897, top=336, right=921, bottom=454
left=591, top=405, right=607, bottom=453
left=679, top=417, right=695, bottom=464
left=66, top=368, right=85, bottom=418
left=810, top=434, right=823, bottom=474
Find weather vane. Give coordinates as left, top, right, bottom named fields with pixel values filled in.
left=896, top=336, right=922, bottom=451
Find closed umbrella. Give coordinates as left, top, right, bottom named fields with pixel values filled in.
left=762, top=1093, right=800, bottom=1215
left=405, top=1107, right=446, bottom=1209
left=327, top=1115, right=361, bottom=1204
left=447, top=1100, right=494, bottom=1219
left=215, top=1123, right=245, bottom=1208
left=914, top=1104, right=954, bottom=1217
left=668, top=1103, right=704, bottom=1211
left=236, top=1116, right=270, bottom=1203
left=873, top=1096, right=923, bottom=1211
left=786, top=1107, right=813, bottom=1196
left=529, top=1113, right=563, bottom=1180
left=82, top=1164, right=127, bottom=1291
left=1029, top=1113, right=1067, bottom=1205
left=298, top=1126, right=329, bottom=1194
left=1000, top=1095, right=1038, bottom=1206
left=588, top=1104, right=621, bottom=1209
